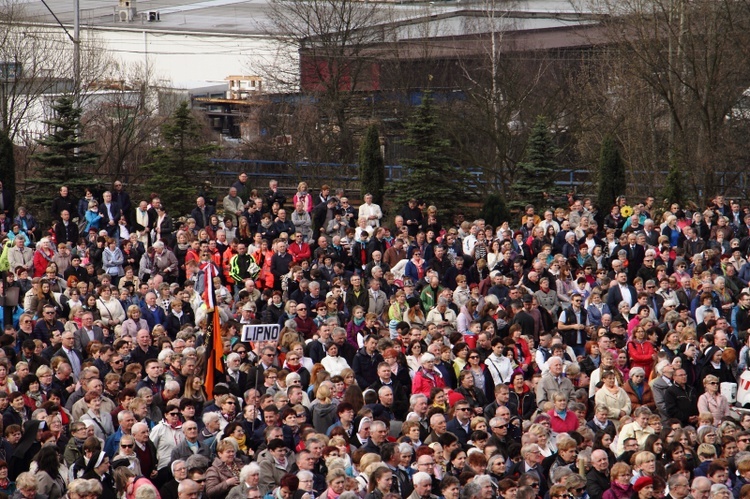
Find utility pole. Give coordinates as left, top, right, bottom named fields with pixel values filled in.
left=74, top=0, right=80, bottom=94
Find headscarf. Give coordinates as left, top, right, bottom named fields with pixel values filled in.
left=13, top=419, right=44, bottom=458
left=84, top=451, right=107, bottom=476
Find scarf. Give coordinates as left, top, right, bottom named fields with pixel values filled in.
left=27, top=391, right=43, bottom=407
left=354, top=316, right=364, bottom=326
left=236, top=434, right=248, bottom=453
left=286, top=363, right=301, bottom=373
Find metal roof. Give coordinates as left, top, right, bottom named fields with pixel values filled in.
left=18, top=0, right=603, bottom=36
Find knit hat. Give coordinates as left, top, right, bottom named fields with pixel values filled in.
left=633, top=476, right=653, bottom=492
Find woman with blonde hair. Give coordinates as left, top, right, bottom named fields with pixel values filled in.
left=292, top=182, right=313, bottom=212
left=121, top=305, right=148, bottom=339
left=697, top=374, right=730, bottom=425
left=312, top=383, right=337, bottom=434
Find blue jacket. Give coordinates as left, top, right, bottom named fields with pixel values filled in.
left=140, top=305, right=166, bottom=331
left=104, top=426, right=125, bottom=457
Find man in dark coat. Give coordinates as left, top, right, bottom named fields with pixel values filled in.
left=587, top=450, right=611, bottom=499
left=664, top=368, right=699, bottom=426
left=352, top=335, right=384, bottom=389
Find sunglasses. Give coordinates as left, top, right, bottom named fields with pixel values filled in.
left=121, top=444, right=133, bottom=448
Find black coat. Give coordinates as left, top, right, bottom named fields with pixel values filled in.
left=586, top=468, right=610, bottom=499
left=352, top=348, right=384, bottom=388
left=54, top=221, right=80, bottom=245
left=664, top=383, right=698, bottom=426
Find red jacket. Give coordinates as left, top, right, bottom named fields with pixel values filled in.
left=627, top=340, right=655, bottom=378
left=548, top=409, right=579, bottom=434
left=412, top=368, right=446, bottom=397
left=33, top=249, right=55, bottom=278
left=288, top=242, right=312, bottom=264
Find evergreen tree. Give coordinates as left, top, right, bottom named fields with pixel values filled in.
left=661, top=158, right=684, bottom=206
left=143, top=102, right=217, bottom=217
left=596, top=135, right=626, bottom=211
left=358, top=125, right=385, bottom=207
left=27, top=96, right=98, bottom=218
left=0, top=129, right=15, bottom=215
left=510, top=116, right=564, bottom=211
left=391, top=91, right=467, bottom=218
left=480, top=193, right=511, bottom=228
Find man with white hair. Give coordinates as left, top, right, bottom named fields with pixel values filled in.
left=171, top=420, right=211, bottom=461
left=104, top=410, right=136, bottom=457
left=690, top=476, right=712, bottom=499
left=361, top=420, right=389, bottom=453
left=409, top=394, right=430, bottom=442
left=423, top=413, right=447, bottom=445
left=587, top=449, right=611, bottom=499
left=408, top=471, right=437, bottom=499
left=132, top=421, right=158, bottom=480
left=668, top=474, right=690, bottom=499
left=508, top=444, right=548, bottom=496
left=177, top=479, right=201, bottom=499
left=536, top=356, right=574, bottom=406
left=224, top=352, right=248, bottom=398
left=155, top=380, right=181, bottom=416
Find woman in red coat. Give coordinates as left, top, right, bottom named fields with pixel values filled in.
left=627, top=326, right=656, bottom=379
left=548, top=392, right=579, bottom=434
left=411, top=353, right=446, bottom=397
left=33, top=238, right=55, bottom=278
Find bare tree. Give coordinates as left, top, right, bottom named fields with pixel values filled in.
left=0, top=2, right=75, bottom=144
left=82, top=62, right=164, bottom=180
left=586, top=0, right=750, bottom=202
left=446, top=3, right=575, bottom=197
left=259, top=0, right=392, bottom=162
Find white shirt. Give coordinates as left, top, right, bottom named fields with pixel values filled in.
left=358, top=202, right=382, bottom=227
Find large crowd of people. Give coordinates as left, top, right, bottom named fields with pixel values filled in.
left=0, top=177, right=749, bottom=499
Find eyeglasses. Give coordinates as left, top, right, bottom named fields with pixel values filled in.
left=456, top=407, right=471, bottom=412
left=193, top=479, right=206, bottom=484
left=120, top=444, right=133, bottom=448
left=739, top=438, right=750, bottom=443
left=168, top=412, right=180, bottom=416
left=529, top=483, right=540, bottom=488
left=707, top=382, right=718, bottom=385
left=225, top=401, right=236, bottom=405
left=468, top=355, right=479, bottom=359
